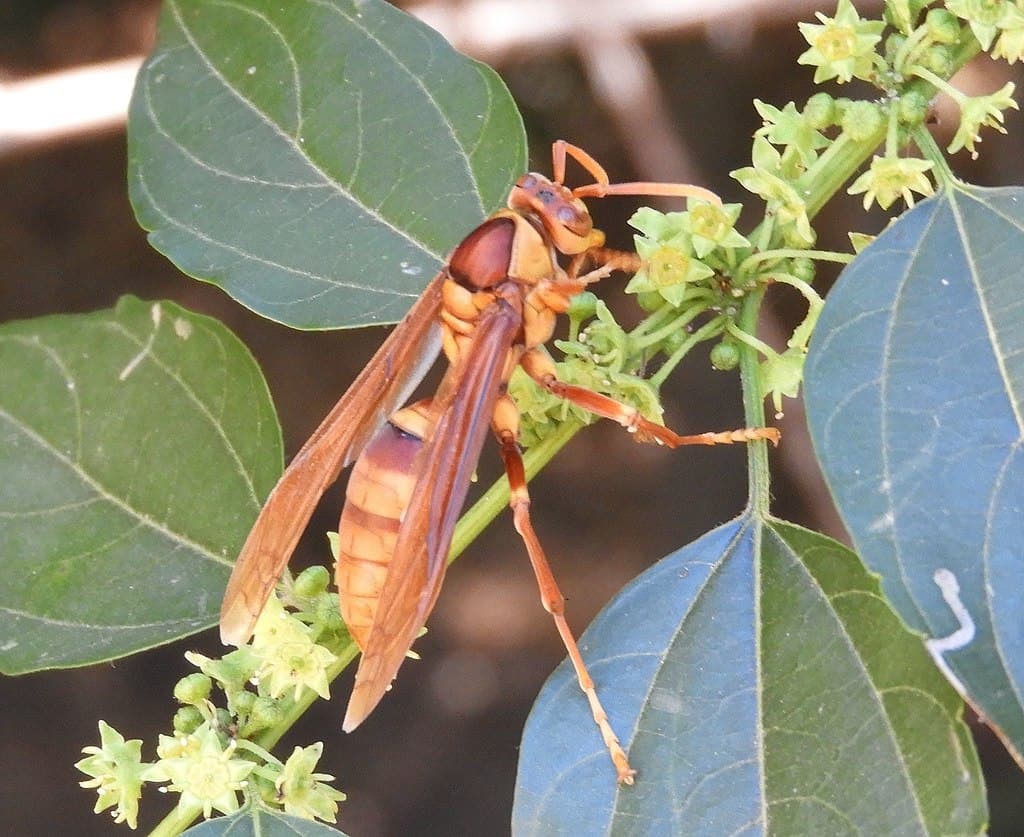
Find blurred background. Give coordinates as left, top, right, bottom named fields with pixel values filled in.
left=2, top=0, right=1023, bottom=834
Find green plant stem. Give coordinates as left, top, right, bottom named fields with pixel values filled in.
left=736, top=288, right=772, bottom=517
left=912, top=123, right=957, bottom=187
left=148, top=806, right=204, bottom=837
left=737, top=248, right=853, bottom=277
left=631, top=300, right=712, bottom=351
left=800, top=131, right=885, bottom=219
left=648, top=315, right=727, bottom=390
left=629, top=301, right=681, bottom=339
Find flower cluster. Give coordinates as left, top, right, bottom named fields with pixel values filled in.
left=628, top=203, right=751, bottom=299
left=509, top=298, right=665, bottom=449
left=76, top=579, right=348, bottom=829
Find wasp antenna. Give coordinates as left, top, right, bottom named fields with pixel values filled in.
left=552, top=139, right=610, bottom=189
left=572, top=181, right=722, bottom=206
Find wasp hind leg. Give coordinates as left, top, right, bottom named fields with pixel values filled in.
left=491, top=394, right=636, bottom=786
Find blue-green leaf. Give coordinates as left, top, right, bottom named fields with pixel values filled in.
left=181, top=806, right=346, bottom=835
left=513, top=517, right=984, bottom=835
left=805, top=185, right=1024, bottom=765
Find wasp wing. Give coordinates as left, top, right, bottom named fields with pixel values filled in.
left=220, top=275, right=445, bottom=645
left=343, top=295, right=522, bottom=730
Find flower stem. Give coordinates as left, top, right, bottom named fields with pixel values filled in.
left=736, top=289, right=772, bottom=517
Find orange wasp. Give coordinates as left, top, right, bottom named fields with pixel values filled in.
left=220, top=141, right=779, bottom=784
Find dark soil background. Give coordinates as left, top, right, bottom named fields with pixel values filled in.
left=2, top=1, right=1023, bottom=835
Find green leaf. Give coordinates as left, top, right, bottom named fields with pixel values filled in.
left=180, top=806, right=347, bottom=835
left=513, top=516, right=985, bottom=835
left=128, top=0, right=526, bottom=329
left=804, top=185, right=1024, bottom=766
left=0, top=297, right=282, bottom=674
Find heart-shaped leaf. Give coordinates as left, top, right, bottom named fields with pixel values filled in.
left=128, top=0, right=526, bottom=329
left=805, top=185, right=1024, bottom=765
left=0, top=297, right=281, bottom=673
left=181, top=806, right=347, bottom=836
left=513, top=516, right=984, bottom=835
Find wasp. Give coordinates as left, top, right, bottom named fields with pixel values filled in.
left=220, top=141, right=779, bottom=784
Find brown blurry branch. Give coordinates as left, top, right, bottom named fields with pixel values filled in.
left=0, top=0, right=831, bottom=154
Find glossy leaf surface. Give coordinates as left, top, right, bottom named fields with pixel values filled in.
left=805, top=185, right=1024, bottom=765
left=513, top=517, right=985, bottom=835
left=0, top=297, right=281, bottom=673
left=128, top=0, right=526, bottom=329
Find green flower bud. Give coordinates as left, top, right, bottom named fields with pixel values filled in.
left=884, top=32, right=908, bottom=63
left=174, top=673, right=213, bottom=706
left=923, top=45, right=955, bottom=77
left=172, top=705, right=205, bottom=735
left=803, top=92, right=836, bottom=129
left=925, top=8, right=961, bottom=44
left=567, top=290, right=599, bottom=321
left=841, top=100, right=884, bottom=141
left=294, top=565, right=331, bottom=598
left=315, top=592, right=346, bottom=635
left=710, top=341, right=741, bottom=371
left=659, top=328, right=690, bottom=356
left=899, top=88, right=932, bottom=125
left=247, top=696, right=285, bottom=732
left=782, top=223, right=817, bottom=249
left=231, top=689, right=257, bottom=717
left=214, top=708, right=234, bottom=732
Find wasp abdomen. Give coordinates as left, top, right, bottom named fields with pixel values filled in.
left=336, top=404, right=428, bottom=649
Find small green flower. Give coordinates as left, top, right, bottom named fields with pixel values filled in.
left=680, top=201, right=750, bottom=258
left=147, top=724, right=255, bottom=819
left=948, top=82, right=1019, bottom=158
left=626, top=208, right=714, bottom=306
left=761, top=346, right=808, bottom=417
left=848, top=155, right=935, bottom=209
left=754, top=100, right=829, bottom=165
left=947, top=0, right=1012, bottom=50
left=76, top=721, right=148, bottom=829
left=797, top=0, right=885, bottom=84
left=732, top=138, right=814, bottom=245
left=628, top=205, right=687, bottom=241
left=572, top=300, right=629, bottom=364
left=627, top=241, right=714, bottom=307
left=275, top=743, right=347, bottom=822
left=251, top=595, right=338, bottom=701
left=994, top=20, right=1024, bottom=63
left=185, top=647, right=259, bottom=697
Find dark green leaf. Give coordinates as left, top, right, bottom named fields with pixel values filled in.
left=128, top=0, right=526, bottom=329
left=181, top=806, right=346, bottom=835
left=805, top=185, right=1024, bottom=765
left=513, top=516, right=984, bottom=835
left=0, top=297, right=282, bottom=673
